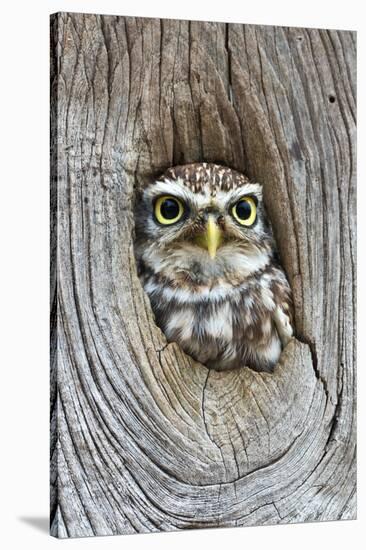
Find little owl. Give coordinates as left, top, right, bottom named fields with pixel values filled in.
left=135, top=163, right=293, bottom=372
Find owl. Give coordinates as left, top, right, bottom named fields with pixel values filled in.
left=134, top=163, right=293, bottom=372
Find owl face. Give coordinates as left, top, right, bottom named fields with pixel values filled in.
left=135, top=164, right=275, bottom=286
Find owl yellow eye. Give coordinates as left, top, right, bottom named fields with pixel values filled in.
left=231, top=196, right=257, bottom=226
left=154, top=196, right=185, bottom=225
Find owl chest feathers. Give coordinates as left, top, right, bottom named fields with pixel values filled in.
left=142, top=256, right=293, bottom=372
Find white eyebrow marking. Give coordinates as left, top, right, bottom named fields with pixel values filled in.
left=215, top=183, right=263, bottom=208
left=144, top=179, right=209, bottom=210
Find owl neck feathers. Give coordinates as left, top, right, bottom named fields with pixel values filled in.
left=137, top=238, right=275, bottom=295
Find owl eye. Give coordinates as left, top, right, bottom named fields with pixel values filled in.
left=231, top=196, right=257, bottom=226
left=154, top=195, right=185, bottom=225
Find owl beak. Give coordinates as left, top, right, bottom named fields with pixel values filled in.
left=205, top=215, right=222, bottom=259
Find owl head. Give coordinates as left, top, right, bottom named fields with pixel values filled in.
left=135, top=163, right=276, bottom=286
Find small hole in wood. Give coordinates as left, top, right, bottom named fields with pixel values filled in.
left=329, top=94, right=336, bottom=103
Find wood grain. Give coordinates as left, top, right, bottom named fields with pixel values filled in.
left=50, top=12, right=356, bottom=538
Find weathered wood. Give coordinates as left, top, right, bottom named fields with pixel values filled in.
left=50, top=12, right=356, bottom=538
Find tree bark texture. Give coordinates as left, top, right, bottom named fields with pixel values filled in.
left=50, top=12, right=356, bottom=538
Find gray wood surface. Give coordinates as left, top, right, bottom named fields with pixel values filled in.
left=50, top=12, right=356, bottom=538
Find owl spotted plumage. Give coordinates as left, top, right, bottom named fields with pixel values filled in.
left=135, top=163, right=293, bottom=372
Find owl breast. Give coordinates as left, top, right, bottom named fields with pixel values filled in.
left=144, top=264, right=289, bottom=372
